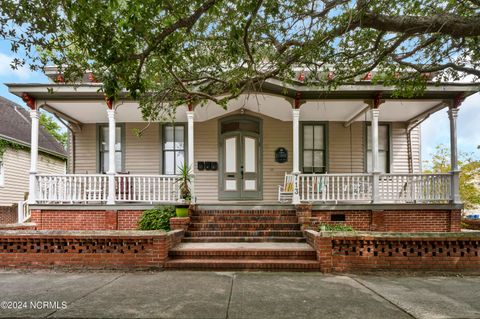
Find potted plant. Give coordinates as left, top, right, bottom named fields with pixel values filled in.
left=176, top=163, right=192, bottom=217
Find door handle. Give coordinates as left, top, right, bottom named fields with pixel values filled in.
left=241, top=166, right=244, bottom=179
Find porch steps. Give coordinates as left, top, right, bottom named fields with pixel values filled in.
left=165, top=242, right=319, bottom=271
left=166, top=209, right=319, bottom=271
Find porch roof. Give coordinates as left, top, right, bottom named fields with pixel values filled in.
left=6, top=81, right=478, bottom=124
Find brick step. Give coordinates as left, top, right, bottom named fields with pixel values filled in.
left=169, top=250, right=316, bottom=260
left=185, top=230, right=304, bottom=237
left=165, top=258, right=320, bottom=271
left=188, top=223, right=301, bottom=231
left=190, top=216, right=299, bottom=223
left=192, top=210, right=296, bottom=216
left=181, top=237, right=307, bottom=243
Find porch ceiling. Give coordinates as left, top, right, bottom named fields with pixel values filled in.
left=34, top=94, right=443, bottom=124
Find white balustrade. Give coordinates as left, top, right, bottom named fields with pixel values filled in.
left=378, top=173, right=451, bottom=203
left=299, top=173, right=451, bottom=203
left=115, top=175, right=180, bottom=203
left=299, top=174, right=372, bottom=202
left=36, top=174, right=108, bottom=203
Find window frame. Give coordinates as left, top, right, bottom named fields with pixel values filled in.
left=162, top=123, right=187, bottom=175
left=96, top=123, right=125, bottom=173
left=365, top=122, right=392, bottom=173
left=300, top=122, right=328, bottom=174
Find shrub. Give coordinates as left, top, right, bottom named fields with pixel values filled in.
left=318, top=223, right=354, bottom=232
left=138, top=206, right=176, bottom=231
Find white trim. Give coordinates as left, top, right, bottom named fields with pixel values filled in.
left=0, top=155, right=4, bottom=187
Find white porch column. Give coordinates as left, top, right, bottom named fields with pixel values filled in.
left=28, top=107, right=39, bottom=205
left=106, top=107, right=116, bottom=205
left=292, top=108, right=301, bottom=204
left=186, top=109, right=195, bottom=201
left=448, top=105, right=461, bottom=204
left=371, top=108, right=380, bottom=203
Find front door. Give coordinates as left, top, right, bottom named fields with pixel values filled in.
left=219, top=117, right=262, bottom=200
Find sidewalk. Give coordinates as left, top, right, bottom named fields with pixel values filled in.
left=0, top=270, right=479, bottom=318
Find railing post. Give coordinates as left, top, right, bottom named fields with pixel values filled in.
left=292, top=107, right=301, bottom=204
left=187, top=108, right=195, bottom=202
left=448, top=104, right=461, bottom=204
left=106, top=105, right=116, bottom=205
left=372, top=172, right=380, bottom=203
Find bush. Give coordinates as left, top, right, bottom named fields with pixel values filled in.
left=318, top=223, right=354, bottom=232
left=138, top=206, right=176, bottom=231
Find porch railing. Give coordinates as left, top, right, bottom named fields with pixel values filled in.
left=35, top=174, right=180, bottom=204
left=36, top=174, right=109, bottom=203
left=299, top=173, right=452, bottom=203
left=299, top=174, right=373, bottom=202
left=378, top=173, right=451, bottom=203
left=115, top=175, right=180, bottom=203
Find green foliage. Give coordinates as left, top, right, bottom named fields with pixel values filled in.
left=318, top=223, right=354, bottom=232
left=1, top=1, right=478, bottom=121
left=39, top=113, right=68, bottom=147
left=0, top=138, right=27, bottom=158
left=424, top=144, right=480, bottom=209
left=177, top=163, right=192, bottom=202
left=138, top=206, right=176, bottom=231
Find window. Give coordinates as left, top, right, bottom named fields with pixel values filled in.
left=0, top=156, right=4, bottom=187
left=302, top=124, right=326, bottom=173
left=366, top=124, right=390, bottom=173
left=163, top=124, right=185, bottom=175
left=99, top=125, right=123, bottom=173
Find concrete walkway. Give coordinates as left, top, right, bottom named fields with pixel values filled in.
left=0, top=271, right=479, bottom=319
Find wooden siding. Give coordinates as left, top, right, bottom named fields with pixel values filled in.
left=73, top=123, right=96, bottom=173
left=392, top=123, right=422, bottom=173
left=124, top=123, right=161, bottom=174
left=70, top=117, right=422, bottom=203
left=0, top=148, right=66, bottom=206
left=328, top=122, right=364, bottom=173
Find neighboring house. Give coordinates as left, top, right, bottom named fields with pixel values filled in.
left=5, top=70, right=479, bottom=234
left=0, top=96, right=67, bottom=223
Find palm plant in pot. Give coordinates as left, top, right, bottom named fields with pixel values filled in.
left=176, top=163, right=192, bottom=217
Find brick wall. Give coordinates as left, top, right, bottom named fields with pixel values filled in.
left=0, top=205, right=17, bottom=224
left=307, top=209, right=461, bottom=232
left=0, top=230, right=183, bottom=270
left=305, top=230, right=480, bottom=272
left=31, top=209, right=145, bottom=230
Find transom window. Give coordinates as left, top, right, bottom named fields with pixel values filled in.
left=302, top=124, right=326, bottom=173
left=366, top=124, right=390, bottom=173
left=99, top=125, right=123, bottom=173
left=163, top=124, right=185, bottom=175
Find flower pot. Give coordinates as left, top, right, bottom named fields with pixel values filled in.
left=176, top=206, right=189, bottom=217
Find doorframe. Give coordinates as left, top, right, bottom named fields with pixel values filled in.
left=218, top=115, right=263, bottom=201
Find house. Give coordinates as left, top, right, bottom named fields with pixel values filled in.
left=5, top=71, right=478, bottom=234
left=0, top=96, right=67, bottom=224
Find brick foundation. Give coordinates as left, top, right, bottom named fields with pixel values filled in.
left=0, top=229, right=184, bottom=270
left=304, top=209, right=461, bottom=232
left=170, top=217, right=190, bottom=231
left=0, top=205, right=17, bottom=224
left=305, top=230, right=480, bottom=272
left=31, top=209, right=145, bottom=230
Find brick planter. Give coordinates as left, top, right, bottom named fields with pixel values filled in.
left=0, top=229, right=184, bottom=270
left=170, top=217, right=190, bottom=231
left=305, top=230, right=480, bottom=272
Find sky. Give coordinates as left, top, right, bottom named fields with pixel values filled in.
left=0, top=40, right=478, bottom=164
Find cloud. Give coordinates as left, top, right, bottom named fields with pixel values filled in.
left=0, top=53, right=32, bottom=80
left=422, top=92, right=480, bottom=160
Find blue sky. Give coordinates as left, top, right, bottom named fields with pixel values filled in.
left=0, top=40, right=478, bottom=163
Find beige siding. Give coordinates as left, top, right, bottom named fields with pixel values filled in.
left=328, top=122, right=364, bottom=173
left=391, top=123, right=421, bottom=173
left=0, top=148, right=65, bottom=206
left=194, top=120, right=219, bottom=202
left=73, top=124, right=96, bottom=173
left=124, top=123, right=161, bottom=174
